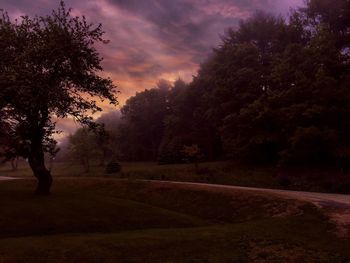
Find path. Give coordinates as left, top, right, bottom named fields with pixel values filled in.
left=144, top=180, right=350, bottom=237
left=143, top=180, right=350, bottom=207
left=0, top=176, right=19, bottom=181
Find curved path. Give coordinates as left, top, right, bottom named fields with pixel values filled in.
left=142, top=180, right=350, bottom=237
left=141, top=180, right=350, bottom=208
left=0, top=176, right=350, bottom=208
left=1, top=176, right=349, bottom=235
left=0, top=176, right=19, bottom=181
left=1, top=175, right=349, bottom=207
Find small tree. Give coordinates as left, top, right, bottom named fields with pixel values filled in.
left=0, top=2, right=118, bottom=194
left=69, top=128, right=98, bottom=173
left=182, top=144, right=202, bottom=172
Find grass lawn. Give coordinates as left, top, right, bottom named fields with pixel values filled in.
left=2, top=160, right=350, bottom=193
left=0, top=178, right=349, bottom=262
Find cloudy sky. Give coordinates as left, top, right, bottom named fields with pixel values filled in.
left=1, top=0, right=304, bottom=134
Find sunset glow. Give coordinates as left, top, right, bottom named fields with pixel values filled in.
left=2, top=0, right=304, bottom=134
left=3, top=0, right=303, bottom=101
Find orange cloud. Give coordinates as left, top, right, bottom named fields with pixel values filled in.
left=3, top=0, right=304, bottom=138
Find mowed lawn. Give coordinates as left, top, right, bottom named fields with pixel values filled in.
left=0, top=178, right=349, bottom=262
left=3, top=160, right=350, bottom=193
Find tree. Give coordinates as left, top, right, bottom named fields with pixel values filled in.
left=191, top=12, right=299, bottom=128
left=182, top=144, right=202, bottom=172
left=118, top=81, right=170, bottom=161
left=158, top=78, right=222, bottom=164
left=219, top=1, right=350, bottom=166
left=0, top=2, right=118, bottom=194
left=304, top=0, right=350, bottom=49
left=185, top=12, right=300, bottom=163
left=68, top=128, right=98, bottom=173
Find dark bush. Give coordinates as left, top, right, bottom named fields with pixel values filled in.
left=105, top=162, right=121, bottom=174
left=277, top=172, right=290, bottom=188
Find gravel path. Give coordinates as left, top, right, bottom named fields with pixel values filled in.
left=0, top=176, right=19, bottom=181
left=1, top=177, right=349, bottom=236
left=2, top=176, right=347, bottom=207
left=142, top=180, right=350, bottom=208
left=144, top=180, right=350, bottom=237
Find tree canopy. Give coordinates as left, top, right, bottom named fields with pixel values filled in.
left=0, top=1, right=118, bottom=194
left=76, top=0, right=350, bottom=171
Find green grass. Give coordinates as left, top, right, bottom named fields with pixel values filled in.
left=0, top=178, right=349, bottom=262
left=2, top=160, right=350, bottom=193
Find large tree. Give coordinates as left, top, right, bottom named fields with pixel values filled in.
left=0, top=2, right=118, bottom=194
left=219, top=0, right=350, bottom=166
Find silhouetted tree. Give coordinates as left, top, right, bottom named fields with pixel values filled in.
left=0, top=2, right=117, bottom=194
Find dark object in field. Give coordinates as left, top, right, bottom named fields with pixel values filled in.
left=105, top=162, right=121, bottom=174
left=277, top=172, right=290, bottom=188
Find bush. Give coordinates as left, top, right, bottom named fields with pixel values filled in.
left=277, top=172, right=290, bottom=188
left=105, top=162, right=121, bottom=174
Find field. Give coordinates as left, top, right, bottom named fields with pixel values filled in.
left=2, top=160, right=350, bottom=193
left=1, top=161, right=350, bottom=262
left=0, top=176, right=349, bottom=262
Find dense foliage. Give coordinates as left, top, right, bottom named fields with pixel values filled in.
left=0, top=2, right=118, bottom=193
left=83, top=0, right=350, bottom=169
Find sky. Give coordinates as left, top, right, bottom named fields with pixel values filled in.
left=1, top=0, right=304, bottom=135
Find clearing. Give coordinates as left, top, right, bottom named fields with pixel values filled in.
left=0, top=178, right=349, bottom=262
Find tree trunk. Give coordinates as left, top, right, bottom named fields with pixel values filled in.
left=84, top=157, right=90, bottom=173
left=11, top=157, right=18, bottom=171
left=99, top=156, right=105, bottom=167
left=28, top=142, right=53, bottom=195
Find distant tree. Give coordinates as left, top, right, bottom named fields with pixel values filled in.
left=0, top=119, right=16, bottom=168
left=68, top=128, right=98, bottom=173
left=94, top=124, right=115, bottom=166
left=220, top=1, right=350, bottom=166
left=118, top=81, right=170, bottom=161
left=182, top=144, right=202, bottom=172
left=96, top=111, right=122, bottom=162
left=97, top=111, right=122, bottom=131
left=54, top=0, right=350, bottom=173
left=187, top=12, right=300, bottom=163
left=158, top=78, right=221, bottom=164
left=0, top=2, right=118, bottom=194
left=192, top=12, right=299, bottom=127
left=158, top=79, right=193, bottom=163
left=304, top=0, right=350, bottom=49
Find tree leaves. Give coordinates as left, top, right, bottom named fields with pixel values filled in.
left=0, top=1, right=118, bottom=160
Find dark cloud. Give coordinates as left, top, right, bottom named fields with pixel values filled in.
left=1, top=0, right=303, bottom=137
left=1, top=0, right=304, bottom=99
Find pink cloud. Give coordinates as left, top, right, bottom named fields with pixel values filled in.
left=2, top=0, right=305, bottom=137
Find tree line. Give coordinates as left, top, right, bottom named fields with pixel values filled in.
left=1, top=0, right=349, bottom=194
left=68, top=0, right=350, bottom=170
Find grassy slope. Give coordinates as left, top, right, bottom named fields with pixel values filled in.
left=2, top=160, right=349, bottom=193
left=0, top=178, right=349, bottom=262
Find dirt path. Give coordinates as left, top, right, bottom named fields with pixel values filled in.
left=144, top=180, right=350, bottom=207
left=0, top=176, right=19, bottom=181
left=2, top=176, right=349, bottom=207
left=143, top=180, right=350, bottom=237
left=1, top=176, right=349, bottom=236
